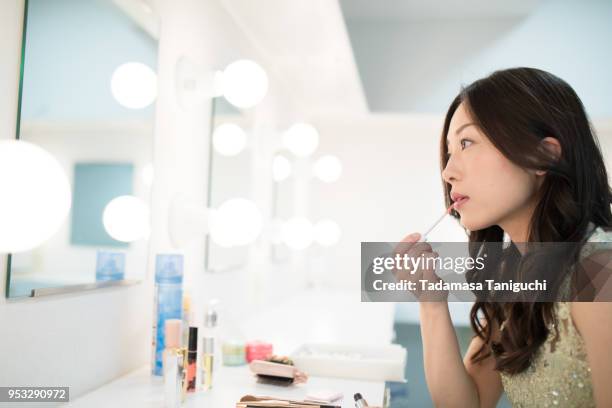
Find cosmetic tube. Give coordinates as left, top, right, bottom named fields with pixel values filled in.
left=186, top=327, right=198, bottom=392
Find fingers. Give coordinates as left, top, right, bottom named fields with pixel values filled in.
left=395, top=233, right=420, bottom=257
left=400, top=232, right=421, bottom=242
left=395, top=240, right=433, bottom=257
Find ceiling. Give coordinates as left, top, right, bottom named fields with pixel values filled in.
left=217, top=0, right=369, bottom=117
left=339, top=0, right=543, bottom=21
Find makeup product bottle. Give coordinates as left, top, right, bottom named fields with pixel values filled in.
left=163, top=319, right=183, bottom=369
left=182, top=293, right=192, bottom=347
left=179, top=348, right=187, bottom=403
left=354, top=393, right=369, bottom=408
left=186, top=326, right=198, bottom=392
left=222, top=339, right=246, bottom=366
left=163, top=350, right=184, bottom=408
left=201, top=302, right=218, bottom=390
left=152, top=254, right=184, bottom=376
left=163, top=319, right=185, bottom=408
left=164, top=351, right=181, bottom=408
left=201, top=336, right=214, bottom=391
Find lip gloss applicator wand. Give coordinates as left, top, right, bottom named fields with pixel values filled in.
left=417, top=203, right=455, bottom=243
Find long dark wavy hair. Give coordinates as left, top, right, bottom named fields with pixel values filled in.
left=439, top=67, right=612, bottom=374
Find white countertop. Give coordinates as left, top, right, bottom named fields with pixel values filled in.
left=67, top=365, right=387, bottom=408
left=68, top=289, right=396, bottom=408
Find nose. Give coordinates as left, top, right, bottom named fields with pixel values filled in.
left=442, top=156, right=460, bottom=184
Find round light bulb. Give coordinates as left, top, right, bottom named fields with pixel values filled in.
left=103, top=195, right=150, bottom=242
left=212, top=123, right=247, bottom=156
left=314, top=219, right=341, bottom=246
left=0, top=140, right=72, bottom=253
left=283, top=123, right=319, bottom=157
left=313, top=154, right=342, bottom=183
left=222, top=60, right=268, bottom=108
left=282, top=217, right=314, bottom=250
left=210, top=198, right=263, bottom=247
left=110, top=62, right=157, bottom=109
left=272, top=154, right=292, bottom=182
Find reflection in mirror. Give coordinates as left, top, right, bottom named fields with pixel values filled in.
left=270, top=150, right=295, bottom=262
left=6, top=0, right=158, bottom=297
left=204, top=97, right=254, bottom=272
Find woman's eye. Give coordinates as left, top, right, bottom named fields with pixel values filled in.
left=460, top=138, right=473, bottom=149
left=446, top=139, right=474, bottom=159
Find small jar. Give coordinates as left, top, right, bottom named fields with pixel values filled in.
left=245, top=340, right=273, bottom=363
left=222, top=340, right=246, bottom=366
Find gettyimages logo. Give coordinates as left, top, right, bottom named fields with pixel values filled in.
left=370, top=251, right=486, bottom=275
left=361, top=241, right=612, bottom=302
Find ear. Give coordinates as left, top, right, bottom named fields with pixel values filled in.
left=535, top=137, right=562, bottom=176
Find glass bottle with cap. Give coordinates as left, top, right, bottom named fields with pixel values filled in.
left=201, top=300, right=218, bottom=391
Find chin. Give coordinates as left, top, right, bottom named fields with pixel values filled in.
left=460, top=215, right=496, bottom=234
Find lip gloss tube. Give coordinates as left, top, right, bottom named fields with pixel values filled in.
left=186, top=326, right=198, bottom=392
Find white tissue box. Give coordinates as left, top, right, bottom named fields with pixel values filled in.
left=290, top=343, right=407, bottom=382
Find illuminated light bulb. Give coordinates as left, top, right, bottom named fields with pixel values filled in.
left=0, top=140, right=72, bottom=253
left=103, top=195, right=150, bottom=242
left=283, top=123, right=319, bottom=157
left=110, top=62, right=157, bottom=109
left=222, top=60, right=268, bottom=108
left=212, top=123, right=247, bottom=156
left=313, top=155, right=342, bottom=183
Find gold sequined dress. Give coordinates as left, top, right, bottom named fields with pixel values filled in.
left=499, top=224, right=612, bottom=408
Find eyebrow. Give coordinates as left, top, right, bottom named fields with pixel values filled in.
left=446, top=122, right=476, bottom=148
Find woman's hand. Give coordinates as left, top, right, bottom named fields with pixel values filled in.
left=393, top=232, right=448, bottom=302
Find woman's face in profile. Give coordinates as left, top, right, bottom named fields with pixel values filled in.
left=442, top=102, right=541, bottom=236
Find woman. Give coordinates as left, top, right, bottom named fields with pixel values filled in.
left=398, top=68, right=612, bottom=407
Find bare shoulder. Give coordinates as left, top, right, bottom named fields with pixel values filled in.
left=571, top=301, right=612, bottom=335
left=570, top=301, right=612, bottom=407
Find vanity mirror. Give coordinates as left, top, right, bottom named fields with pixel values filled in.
left=204, top=97, right=254, bottom=272
left=270, top=150, right=295, bottom=261
left=6, top=0, right=158, bottom=297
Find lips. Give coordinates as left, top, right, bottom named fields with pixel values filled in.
left=451, top=192, right=469, bottom=202
left=451, top=192, right=470, bottom=210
